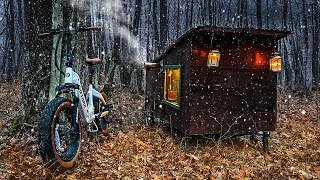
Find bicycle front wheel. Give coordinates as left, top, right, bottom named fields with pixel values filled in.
left=38, top=97, right=82, bottom=168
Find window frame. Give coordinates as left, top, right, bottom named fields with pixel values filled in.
left=162, top=65, right=182, bottom=110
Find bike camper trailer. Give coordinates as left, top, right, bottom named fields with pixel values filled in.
left=145, top=26, right=291, bottom=150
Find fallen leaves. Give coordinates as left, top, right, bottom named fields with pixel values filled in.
left=0, top=84, right=320, bottom=179
left=186, top=153, right=199, bottom=161
left=66, top=175, right=77, bottom=180
left=313, top=166, right=320, bottom=178
left=135, top=138, right=154, bottom=149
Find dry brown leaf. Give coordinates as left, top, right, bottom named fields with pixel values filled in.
left=203, top=153, right=210, bottom=161
left=66, top=175, right=77, bottom=180
left=152, top=174, right=161, bottom=180
left=234, top=166, right=250, bottom=179
left=186, top=153, right=199, bottom=161
left=135, top=138, right=154, bottom=149
left=184, top=166, right=193, bottom=172
left=313, top=166, right=320, bottom=172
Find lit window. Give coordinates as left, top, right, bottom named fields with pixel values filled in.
left=163, top=65, right=181, bottom=109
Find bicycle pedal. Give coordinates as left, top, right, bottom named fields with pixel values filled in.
left=100, top=111, right=110, bottom=118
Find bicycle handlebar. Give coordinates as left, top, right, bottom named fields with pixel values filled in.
left=39, top=26, right=102, bottom=37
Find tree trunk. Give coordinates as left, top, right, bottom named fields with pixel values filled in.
left=283, top=0, right=288, bottom=29
left=176, top=0, right=180, bottom=37
left=16, top=0, right=25, bottom=77
left=159, top=0, right=168, bottom=53
left=256, top=0, right=262, bottom=29
left=312, top=1, right=319, bottom=86
left=266, top=0, right=269, bottom=29
left=208, top=0, right=213, bottom=25
left=6, top=0, right=14, bottom=81
left=133, top=0, right=142, bottom=37
left=153, top=0, right=160, bottom=57
left=20, top=0, right=53, bottom=123
left=302, top=0, right=312, bottom=93
left=49, top=0, right=64, bottom=100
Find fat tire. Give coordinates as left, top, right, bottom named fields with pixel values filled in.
left=38, top=97, right=82, bottom=168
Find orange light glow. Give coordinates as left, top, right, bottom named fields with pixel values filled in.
left=254, top=51, right=267, bottom=67
left=200, top=50, right=208, bottom=59
left=192, top=49, right=199, bottom=56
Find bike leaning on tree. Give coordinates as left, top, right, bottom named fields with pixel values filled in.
left=38, top=26, right=113, bottom=168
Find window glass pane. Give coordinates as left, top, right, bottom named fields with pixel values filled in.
left=164, top=66, right=181, bottom=107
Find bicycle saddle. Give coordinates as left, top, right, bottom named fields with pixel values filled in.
left=85, top=58, right=101, bottom=65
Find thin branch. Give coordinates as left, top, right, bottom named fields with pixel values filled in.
left=0, top=0, right=9, bottom=24
left=0, top=26, right=8, bottom=36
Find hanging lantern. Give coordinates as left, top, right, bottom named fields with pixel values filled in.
left=269, top=53, right=282, bottom=72
left=207, top=50, right=221, bottom=67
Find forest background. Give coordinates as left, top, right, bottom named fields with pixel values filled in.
left=0, top=1, right=320, bottom=178
left=0, top=0, right=319, bottom=123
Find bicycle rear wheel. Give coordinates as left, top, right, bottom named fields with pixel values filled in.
left=38, top=97, right=82, bottom=168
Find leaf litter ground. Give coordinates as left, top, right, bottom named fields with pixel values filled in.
left=0, top=82, right=319, bottom=179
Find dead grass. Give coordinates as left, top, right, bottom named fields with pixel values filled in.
left=0, top=82, right=319, bottom=179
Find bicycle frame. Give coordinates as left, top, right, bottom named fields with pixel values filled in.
left=64, top=67, right=106, bottom=132
left=40, top=26, right=107, bottom=132
left=38, top=26, right=110, bottom=168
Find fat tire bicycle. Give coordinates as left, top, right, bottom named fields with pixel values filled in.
left=38, top=26, right=112, bottom=168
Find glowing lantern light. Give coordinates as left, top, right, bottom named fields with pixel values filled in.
left=269, top=53, right=282, bottom=72
left=207, top=50, right=221, bottom=67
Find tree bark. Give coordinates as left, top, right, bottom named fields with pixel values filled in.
left=20, top=0, right=53, bottom=123
left=283, top=0, right=288, bottom=29
left=6, top=0, right=14, bottom=81
left=133, top=0, right=142, bottom=37
left=312, top=1, right=319, bottom=86
left=159, top=0, right=168, bottom=52
left=152, top=0, right=159, bottom=57
left=256, top=0, right=262, bottom=29
left=49, top=0, right=64, bottom=100
left=16, top=0, right=25, bottom=77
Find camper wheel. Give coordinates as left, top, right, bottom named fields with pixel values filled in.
left=262, top=132, right=269, bottom=152
left=181, top=137, right=191, bottom=151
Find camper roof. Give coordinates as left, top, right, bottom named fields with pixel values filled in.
left=152, top=26, right=292, bottom=63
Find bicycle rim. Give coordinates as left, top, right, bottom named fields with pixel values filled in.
left=51, top=101, right=82, bottom=167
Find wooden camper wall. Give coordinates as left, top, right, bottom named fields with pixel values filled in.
left=146, top=38, right=193, bottom=133
left=189, top=32, right=278, bottom=135
left=146, top=27, right=290, bottom=136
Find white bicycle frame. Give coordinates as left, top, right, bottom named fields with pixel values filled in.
left=64, top=67, right=106, bottom=132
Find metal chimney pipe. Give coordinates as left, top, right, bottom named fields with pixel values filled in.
left=144, top=62, right=160, bottom=68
